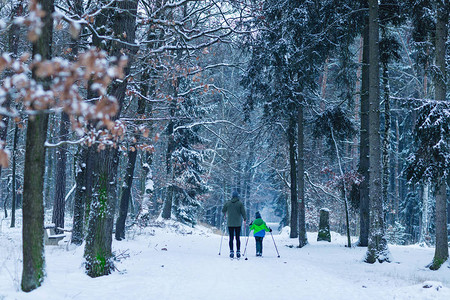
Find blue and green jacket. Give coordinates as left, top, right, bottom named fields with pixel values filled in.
left=249, top=218, right=270, bottom=237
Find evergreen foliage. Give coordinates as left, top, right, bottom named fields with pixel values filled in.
left=386, top=221, right=408, bottom=245
left=312, top=107, right=356, bottom=157
left=170, top=94, right=210, bottom=225
left=406, top=102, right=450, bottom=185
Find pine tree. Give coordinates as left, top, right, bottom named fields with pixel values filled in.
left=406, top=0, right=450, bottom=270
left=364, top=0, right=391, bottom=264
left=170, top=93, right=210, bottom=225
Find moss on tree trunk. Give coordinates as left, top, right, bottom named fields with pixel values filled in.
left=21, top=0, right=53, bottom=292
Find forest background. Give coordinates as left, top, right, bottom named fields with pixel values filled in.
left=0, top=0, right=449, bottom=292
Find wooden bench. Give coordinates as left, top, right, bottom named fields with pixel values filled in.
left=44, top=224, right=66, bottom=246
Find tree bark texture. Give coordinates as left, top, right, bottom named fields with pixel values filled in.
left=365, top=0, right=391, bottom=264
left=394, top=118, right=400, bottom=222
left=297, top=104, right=307, bottom=247
left=288, top=113, right=298, bottom=239
left=52, top=112, right=69, bottom=233
left=22, top=113, right=49, bottom=291
left=429, top=0, right=449, bottom=270
left=381, top=64, right=391, bottom=226
left=162, top=81, right=177, bottom=220
left=142, top=148, right=155, bottom=212
left=44, top=144, right=54, bottom=208
left=66, top=0, right=84, bottom=239
left=21, top=0, right=53, bottom=292
left=115, top=88, right=146, bottom=240
left=10, top=125, right=19, bottom=228
left=359, top=22, right=370, bottom=247
left=84, top=0, right=138, bottom=276
left=431, top=183, right=449, bottom=269
left=84, top=149, right=117, bottom=277
left=115, top=146, right=138, bottom=240
left=419, top=183, right=430, bottom=246
left=71, top=146, right=88, bottom=245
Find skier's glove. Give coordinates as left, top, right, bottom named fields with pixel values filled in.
left=269, top=228, right=272, bottom=232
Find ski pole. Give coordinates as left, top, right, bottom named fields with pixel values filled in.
left=270, top=231, right=280, bottom=258
left=243, top=229, right=252, bottom=260
left=218, top=218, right=226, bottom=255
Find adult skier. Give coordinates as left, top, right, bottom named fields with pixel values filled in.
left=222, top=190, right=247, bottom=258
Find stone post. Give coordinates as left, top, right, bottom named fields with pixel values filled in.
left=317, top=208, right=331, bottom=242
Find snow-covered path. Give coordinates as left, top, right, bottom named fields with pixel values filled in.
left=1, top=221, right=449, bottom=300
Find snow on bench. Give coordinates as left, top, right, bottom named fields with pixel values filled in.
left=44, top=224, right=66, bottom=246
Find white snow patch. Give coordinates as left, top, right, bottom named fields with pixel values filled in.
left=1, top=215, right=450, bottom=300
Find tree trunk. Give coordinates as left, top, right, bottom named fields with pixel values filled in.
left=2, top=177, right=7, bottom=218
left=381, top=63, right=391, bottom=226
left=10, top=124, right=19, bottom=228
left=52, top=112, right=69, bottom=233
left=116, top=115, right=145, bottom=241
left=162, top=81, right=177, bottom=220
left=116, top=87, right=146, bottom=240
left=0, top=93, right=11, bottom=218
left=142, top=152, right=155, bottom=214
left=21, top=0, right=53, bottom=292
left=331, top=125, right=351, bottom=248
left=365, top=0, right=391, bottom=264
left=418, top=183, right=430, bottom=246
left=358, top=22, right=370, bottom=247
left=297, top=104, right=307, bottom=247
left=22, top=114, right=49, bottom=292
left=137, top=60, right=155, bottom=215
left=69, top=0, right=85, bottom=244
left=44, top=141, right=54, bottom=208
left=429, top=0, right=449, bottom=270
left=353, top=35, right=364, bottom=170
left=84, top=149, right=117, bottom=277
left=431, top=182, right=448, bottom=269
left=84, top=0, right=138, bottom=276
left=115, top=142, right=139, bottom=240
left=394, top=118, right=400, bottom=222
left=288, top=113, right=298, bottom=239
left=71, top=146, right=88, bottom=245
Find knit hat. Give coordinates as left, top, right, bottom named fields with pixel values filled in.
left=255, top=211, right=261, bottom=219
left=232, top=190, right=239, bottom=198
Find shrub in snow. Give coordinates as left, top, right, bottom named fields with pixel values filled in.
left=386, top=221, right=408, bottom=245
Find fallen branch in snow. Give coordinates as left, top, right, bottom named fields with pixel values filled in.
left=114, top=249, right=130, bottom=262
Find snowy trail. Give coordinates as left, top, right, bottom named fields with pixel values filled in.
left=1, top=222, right=450, bottom=300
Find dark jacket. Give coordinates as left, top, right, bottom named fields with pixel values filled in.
left=222, top=197, right=246, bottom=227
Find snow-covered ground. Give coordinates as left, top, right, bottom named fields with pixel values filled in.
left=1, top=216, right=449, bottom=300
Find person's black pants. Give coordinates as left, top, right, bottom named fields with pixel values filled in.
left=255, top=236, right=264, bottom=254
left=228, top=226, right=241, bottom=251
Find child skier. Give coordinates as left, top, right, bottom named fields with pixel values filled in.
left=249, top=211, right=272, bottom=257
